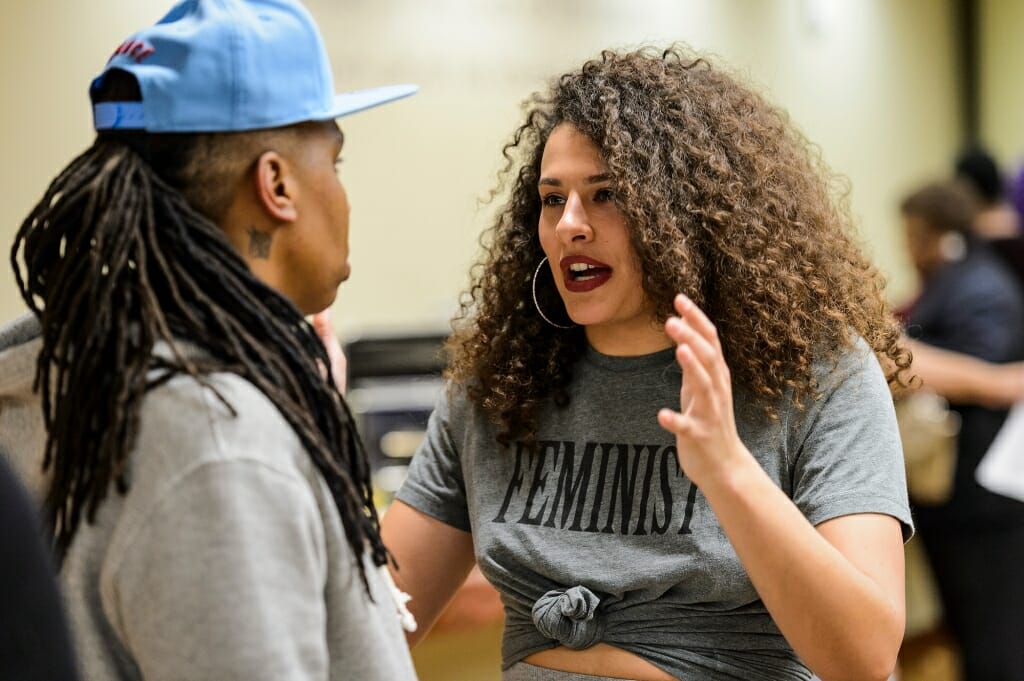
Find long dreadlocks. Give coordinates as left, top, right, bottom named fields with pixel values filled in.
left=10, top=75, right=387, bottom=593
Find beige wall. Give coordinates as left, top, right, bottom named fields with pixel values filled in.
left=0, top=0, right=963, bottom=333
left=980, top=0, right=1024, bottom=171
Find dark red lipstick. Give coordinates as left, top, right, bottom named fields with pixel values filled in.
left=560, top=255, right=612, bottom=293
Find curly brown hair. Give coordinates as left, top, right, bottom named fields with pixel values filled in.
left=448, top=46, right=910, bottom=445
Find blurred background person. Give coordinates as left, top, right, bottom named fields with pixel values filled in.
left=954, top=147, right=1021, bottom=239
left=899, top=180, right=1024, bottom=681
left=1008, top=162, right=1024, bottom=230
left=954, top=147, right=1024, bottom=291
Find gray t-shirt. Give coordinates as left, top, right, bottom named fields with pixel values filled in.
left=397, top=340, right=912, bottom=681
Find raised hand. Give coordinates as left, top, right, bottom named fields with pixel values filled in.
left=656, top=294, right=752, bottom=487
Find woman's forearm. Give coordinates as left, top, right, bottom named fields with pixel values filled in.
left=701, top=453, right=904, bottom=681
left=905, top=339, right=1024, bottom=407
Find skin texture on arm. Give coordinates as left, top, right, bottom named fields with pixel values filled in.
left=903, top=338, right=1024, bottom=408
left=380, top=500, right=477, bottom=646
left=657, top=295, right=905, bottom=681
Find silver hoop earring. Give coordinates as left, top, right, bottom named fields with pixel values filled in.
left=532, top=257, right=575, bottom=329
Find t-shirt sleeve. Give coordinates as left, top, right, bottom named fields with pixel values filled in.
left=394, top=388, right=472, bottom=532
left=789, top=341, right=914, bottom=541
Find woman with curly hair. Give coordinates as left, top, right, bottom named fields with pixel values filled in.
left=383, top=47, right=912, bottom=681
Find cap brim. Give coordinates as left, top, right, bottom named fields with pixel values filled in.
left=328, top=84, right=418, bottom=118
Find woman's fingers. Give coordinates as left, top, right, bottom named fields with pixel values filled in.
left=673, top=294, right=722, bottom=354
left=676, top=342, right=714, bottom=399
left=657, top=407, right=690, bottom=435
left=662, top=295, right=743, bottom=482
left=665, top=314, right=728, bottom=391
left=312, top=310, right=347, bottom=394
left=661, top=295, right=734, bottom=436
left=666, top=317, right=717, bottom=369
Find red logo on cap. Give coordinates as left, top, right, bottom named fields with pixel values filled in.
left=109, top=39, right=155, bottom=64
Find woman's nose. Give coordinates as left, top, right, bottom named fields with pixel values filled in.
left=555, top=193, right=592, bottom=242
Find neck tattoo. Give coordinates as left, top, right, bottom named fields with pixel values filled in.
left=247, top=226, right=272, bottom=259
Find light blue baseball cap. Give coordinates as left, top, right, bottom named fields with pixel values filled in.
left=90, top=0, right=417, bottom=132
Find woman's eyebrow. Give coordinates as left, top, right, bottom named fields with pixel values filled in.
left=538, top=173, right=612, bottom=187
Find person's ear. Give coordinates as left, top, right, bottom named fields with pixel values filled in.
left=254, top=150, right=299, bottom=223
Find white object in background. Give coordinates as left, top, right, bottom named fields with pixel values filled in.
left=976, top=402, right=1024, bottom=503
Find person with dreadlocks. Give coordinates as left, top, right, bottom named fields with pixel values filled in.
left=381, top=47, right=914, bottom=681
left=0, top=1, right=419, bottom=679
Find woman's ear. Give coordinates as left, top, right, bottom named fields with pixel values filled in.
left=254, top=150, right=299, bottom=223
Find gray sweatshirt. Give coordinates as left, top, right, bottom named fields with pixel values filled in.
left=0, top=314, right=418, bottom=681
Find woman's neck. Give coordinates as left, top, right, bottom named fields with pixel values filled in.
left=584, top=319, right=672, bottom=357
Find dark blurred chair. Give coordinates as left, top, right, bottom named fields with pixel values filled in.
left=345, top=332, right=448, bottom=504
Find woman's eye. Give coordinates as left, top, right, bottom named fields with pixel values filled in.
left=541, top=194, right=565, bottom=207
left=595, top=188, right=615, bottom=202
